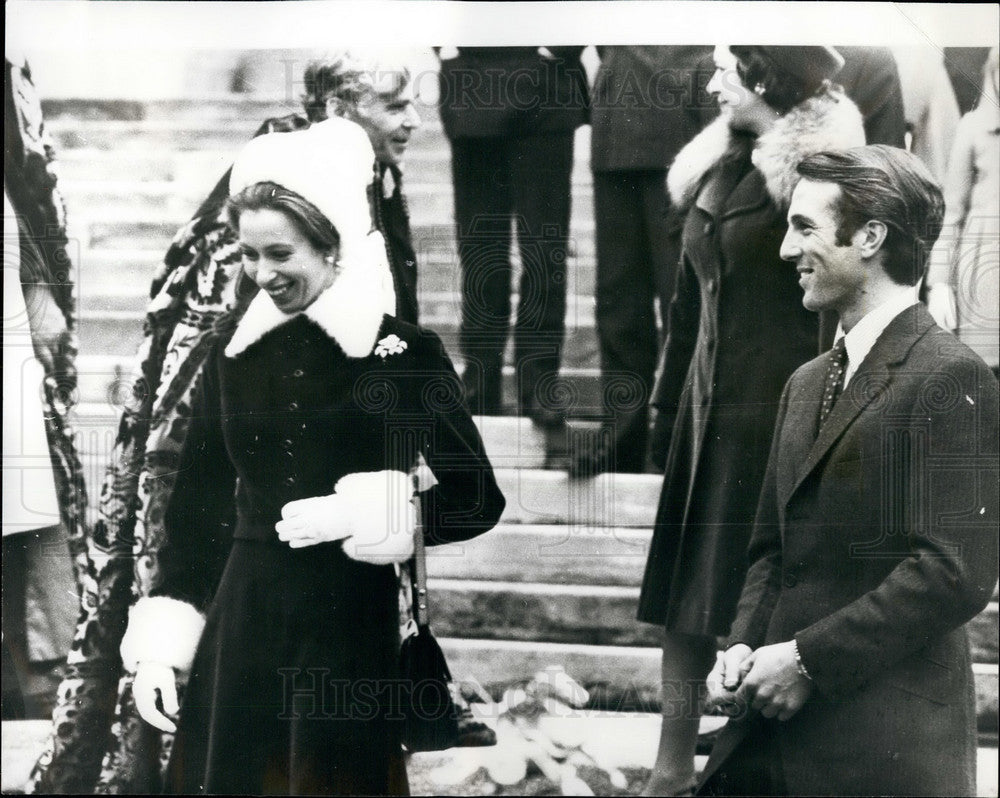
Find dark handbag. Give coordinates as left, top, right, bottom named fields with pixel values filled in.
left=399, top=501, right=495, bottom=752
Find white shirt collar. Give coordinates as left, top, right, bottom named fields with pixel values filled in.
left=834, top=288, right=920, bottom=386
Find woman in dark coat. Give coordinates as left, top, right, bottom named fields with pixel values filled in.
left=119, top=118, right=505, bottom=795
left=636, top=46, right=864, bottom=795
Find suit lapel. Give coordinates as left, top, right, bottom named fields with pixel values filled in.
left=783, top=304, right=935, bottom=507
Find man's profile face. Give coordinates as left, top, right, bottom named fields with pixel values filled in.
left=348, top=79, right=421, bottom=167
left=781, top=178, right=868, bottom=317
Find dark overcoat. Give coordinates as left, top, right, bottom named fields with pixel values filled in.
left=702, top=305, right=999, bottom=795
left=636, top=90, right=865, bottom=635
left=140, top=278, right=505, bottom=795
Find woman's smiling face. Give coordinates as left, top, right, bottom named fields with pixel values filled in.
left=238, top=207, right=338, bottom=313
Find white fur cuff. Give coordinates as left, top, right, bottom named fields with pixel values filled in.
left=120, top=596, right=206, bottom=673
left=336, top=470, right=416, bottom=564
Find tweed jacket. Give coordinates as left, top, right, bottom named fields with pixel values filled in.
left=703, top=304, right=999, bottom=796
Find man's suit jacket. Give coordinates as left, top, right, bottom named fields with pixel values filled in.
left=438, top=47, right=589, bottom=140
left=702, top=304, right=999, bottom=796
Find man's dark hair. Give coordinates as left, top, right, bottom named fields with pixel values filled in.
left=796, top=145, right=945, bottom=286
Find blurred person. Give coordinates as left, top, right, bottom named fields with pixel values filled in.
left=944, top=47, right=993, bottom=115
left=835, top=46, right=907, bottom=149
left=635, top=46, right=864, bottom=796
left=571, top=46, right=715, bottom=476
left=28, top=50, right=429, bottom=794
left=926, top=46, right=999, bottom=375
left=121, top=117, right=504, bottom=795
left=700, top=145, right=998, bottom=796
left=891, top=45, right=961, bottom=183
left=2, top=54, right=86, bottom=722
left=437, top=46, right=589, bottom=430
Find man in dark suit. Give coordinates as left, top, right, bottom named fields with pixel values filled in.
left=700, top=145, right=999, bottom=796
left=437, top=46, right=589, bottom=426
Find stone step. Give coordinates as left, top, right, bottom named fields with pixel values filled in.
left=430, top=579, right=655, bottom=647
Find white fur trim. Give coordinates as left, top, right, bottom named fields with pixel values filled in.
left=336, top=470, right=416, bottom=564
left=667, top=89, right=865, bottom=212
left=224, top=249, right=388, bottom=359
left=120, top=596, right=206, bottom=673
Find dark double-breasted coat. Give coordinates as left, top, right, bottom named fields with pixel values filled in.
left=134, top=270, right=505, bottom=795
left=701, top=304, right=999, bottom=795
left=637, top=90, right=865, bottom=635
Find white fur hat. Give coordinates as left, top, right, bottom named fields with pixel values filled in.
left=229, top=116, right=376, bottom=263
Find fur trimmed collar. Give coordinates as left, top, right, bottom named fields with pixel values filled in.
left=224, top=258, right=387, bottom=359
left=667, top=88, right=865, bottom=213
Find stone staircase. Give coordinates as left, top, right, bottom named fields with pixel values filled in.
left=3, top=88, right=993, bottom=791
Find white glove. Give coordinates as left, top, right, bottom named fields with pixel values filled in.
left=276, top=493, right=353, bottom=548
left=276, top=471, right=416, bottom=563
left=133, top=661, right=180, bottom=733
left=120, top=596, right=206, bottom=732
left=927, top=283, right=957, bottom=330
left=337, top=470, right=416, bottom=565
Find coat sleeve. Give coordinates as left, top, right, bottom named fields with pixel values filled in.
left=149, top=347, right=237, bottom=610
left=413, top=329, right=506, bottom=545
left=796, top=355, right=1000, bottom=697
left=726, top=376, right=793, bottom=650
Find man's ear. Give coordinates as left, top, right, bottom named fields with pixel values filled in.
left=857, top=220, right=888, bottom=259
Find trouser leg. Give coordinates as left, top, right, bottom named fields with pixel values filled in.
left=451, top=136, right=513, bottom=414
left=509, top=131, right=574, bottom=418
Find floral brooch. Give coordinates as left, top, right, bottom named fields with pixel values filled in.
left=375, top=333, right=408, bottom=359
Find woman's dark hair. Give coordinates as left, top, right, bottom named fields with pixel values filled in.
left=226, top=181, right=340, bottom=254
left=729, top=46, right=827, bottom=115
left=796, top=145, right=945, bottom=286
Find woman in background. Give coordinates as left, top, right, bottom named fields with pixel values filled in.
left=927, top=45, right=999, bottom=376
left=636, top=46, right=864, bottom=795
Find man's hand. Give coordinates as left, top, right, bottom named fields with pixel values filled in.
left=735, top=640, right=814, bottom=721
left=704, top=643, right=753, bottom=717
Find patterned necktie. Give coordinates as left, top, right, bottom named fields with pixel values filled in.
left=818, top=337, right=848, bottom=429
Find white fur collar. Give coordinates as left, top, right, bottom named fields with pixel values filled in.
left=224, top=257, right=387, bottom=359
left=667, top=88, right=865, bottom=213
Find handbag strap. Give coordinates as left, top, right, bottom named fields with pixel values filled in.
left=409, top=492, right=430, bottom=627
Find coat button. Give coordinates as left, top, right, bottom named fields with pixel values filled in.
left=288, top=401, right=300, bottom=411
left=281, top=439, right=293, bottom=449
left=783, top=572, right=798, bottom=588
left=283, top=476, right=296, bottom=488
left=292, top=369, right=305, bottom=378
